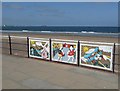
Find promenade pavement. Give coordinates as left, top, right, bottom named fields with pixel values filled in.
left=2, top=54, right=118, bottom=89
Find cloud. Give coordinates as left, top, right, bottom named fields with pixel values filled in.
left=99, top=46, right=113, bottom=53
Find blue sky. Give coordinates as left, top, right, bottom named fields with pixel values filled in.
left=2, top=2, right=118, bottom=26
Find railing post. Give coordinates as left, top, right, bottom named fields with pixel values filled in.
left=49, top=38, right=52, bottom=61
left=27, top=37, right=29, bottom=58
left=8, top=35, right=12, bottom=55
left=112, top=43, right=116, bottom=73
left=77, top=40, right=80, bottom=66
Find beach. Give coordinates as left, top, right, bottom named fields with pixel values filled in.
left=2, top=32, right=119, bottom=42
left=2, top=32, right=120, bottom=72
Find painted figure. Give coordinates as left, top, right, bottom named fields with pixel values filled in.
left=52, top=41, right=77, bottom=64
left=58, top=46, right=65, bottom=61
left=67, top=45, right=75, bottom=62
left=31, top=48, right=34, bottom=55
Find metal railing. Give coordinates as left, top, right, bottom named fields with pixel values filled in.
left=1, top=35, right=120, bottom=73
left=1, top=35, right=28, bottom=57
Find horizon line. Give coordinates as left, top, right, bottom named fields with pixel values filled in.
left=1, top=25, right=119, bottom=27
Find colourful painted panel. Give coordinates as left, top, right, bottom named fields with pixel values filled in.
left=29, top=38, right=50, bottom=60
left=52, top=40, right=78, bottom=64
left=80, top=43, right=113, bottom=71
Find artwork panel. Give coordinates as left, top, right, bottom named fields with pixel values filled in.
left=52, top=41, right=78, bottom=64
left=80, top=43, right=113, bottom=71
left=29, top=39, right=50, bottom=60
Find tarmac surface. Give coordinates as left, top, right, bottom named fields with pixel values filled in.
left=2, top=54, right=118, bottom=89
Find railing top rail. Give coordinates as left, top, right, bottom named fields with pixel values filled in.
left=2, top=35, right=27, bottom=39
left=11, top=36, right=27, bottom=39
left=115, top=43, right=120, bottom=46
left=2, top=36, right=8, bottom=38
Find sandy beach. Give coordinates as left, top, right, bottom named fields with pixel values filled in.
left=2, top=32, right=120, bottom=72
left=2, top=32, right=119, bottom=42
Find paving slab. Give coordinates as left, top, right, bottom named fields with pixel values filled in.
left=2, top=54, right=118, bottom=89
left=22, top=78, right=65, bottom=89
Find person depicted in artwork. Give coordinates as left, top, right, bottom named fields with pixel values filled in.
left=31, top=47, right=34, bottom=55
left=57, top=46, right=65, bottom=61
left=67, top=45, right=75, bottom=62
left=31, top=43, right=38, bottom=55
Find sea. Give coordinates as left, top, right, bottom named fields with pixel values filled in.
left=1, top=26, right=120, bottom=38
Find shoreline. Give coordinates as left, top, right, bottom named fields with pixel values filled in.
left=1, top=31, right=119, bottom=38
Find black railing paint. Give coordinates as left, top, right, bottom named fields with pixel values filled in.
left=8, top=35, right=12, bottom=55
left=27, top=37, right=30, bottom=58
left=112, top=43, right=116, bottom=73
left=77, top=40, right=80, bottom=66
left=49, top=38, right=52, bottom=61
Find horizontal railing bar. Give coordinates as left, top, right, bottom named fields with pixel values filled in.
left=12, top=48, right=27, bottom=52
left=2, top=36, right=8, bottom=38
left=113, top=53, right=120, bottom=55
left=2, top=38, right=9, bottom=39
left=114, top=63, right=120, bottom=65
left=1, top=48, right=27, bottom=52
left=0, top=42, right=9, bottom=44
left=115, top=43, right=120, bottom=46
left=11, top=42, right=27, bottom=45
left=0, top=47, right=10, bottom=49
left=0, top=42, right=27, bottom=45
left=11, top=36, right=27, bottom=39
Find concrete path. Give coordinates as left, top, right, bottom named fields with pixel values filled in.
left=2, top=54, right=118, bottom=89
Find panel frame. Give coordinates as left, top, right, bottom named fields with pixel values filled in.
left=51, top=39, right=78, bottom=65
left=29, top=37, right=50, bottom=60
left=79, top=41, right=114, bottom=71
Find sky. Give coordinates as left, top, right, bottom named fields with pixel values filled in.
left=2, top=2, right=118, bottom=26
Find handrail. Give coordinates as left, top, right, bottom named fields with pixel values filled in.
left=11, top=36, right=27, bottom=39
left=115, top=43, right=120, bottom=46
